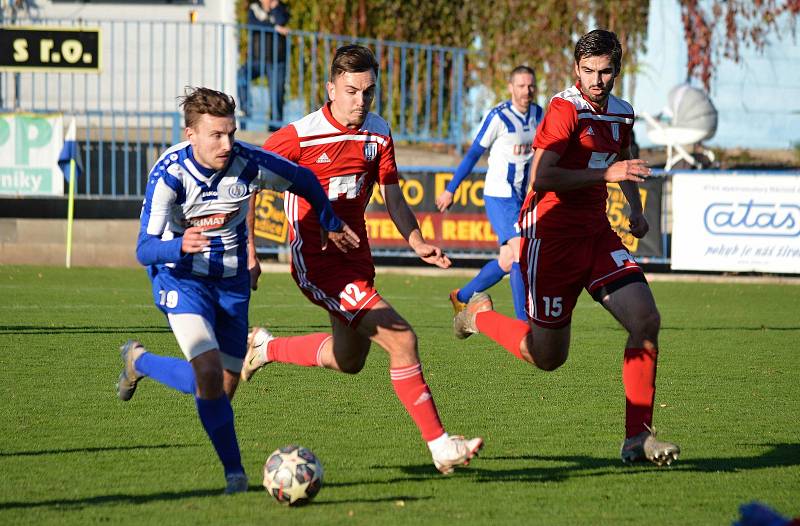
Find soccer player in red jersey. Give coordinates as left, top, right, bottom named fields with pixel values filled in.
left=244, top=45, right=483, bottom=474
left=453, top=30, right=680, bottom=466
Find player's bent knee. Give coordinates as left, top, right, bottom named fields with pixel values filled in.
left=498, top=245, right=514, bottom=272
left=530, top=343, right=569, bottom=372
left=534, top=353, right=567, bottom=372
left=337, top=357, right=366, bottom=375
left=399, top=329, right=419, bottom=357
left=498, top=257, right=513, bottom=273
left=631, top=308, right=661, bottom=341
left=192, top=353, right=224, bottom=395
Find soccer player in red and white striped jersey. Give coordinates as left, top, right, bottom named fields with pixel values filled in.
left=245, top=45, right=482, bottom=474
left=453, top=30, right=680, bottom=466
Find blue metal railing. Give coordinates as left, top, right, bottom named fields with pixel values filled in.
left=1, top=18, right=470, bottom=199
left=237, top=25, right=468, bottom=145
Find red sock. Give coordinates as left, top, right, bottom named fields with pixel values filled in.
left=390, top=364, right=445, bottom=442
left=475, top=311, right=530, bottom=361
left=623, top=347, right=658, bottom=437
left=267, top=333, right=331, bottom=367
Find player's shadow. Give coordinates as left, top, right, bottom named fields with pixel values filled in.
left=0, top=489, right=232, bottom=511
left=312, top=495, right=433, bottom=506
left=0, top=325, right=172, bottom=335
left=676, top=443, right=800, bottom=473
left=0, top=443, right=196, bottom=458
left=367, top=443, right=800, bottom=485
left=661, top=325, right=800, bottom=332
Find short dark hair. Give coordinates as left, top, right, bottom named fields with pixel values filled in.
left=574, top=29, right=622, bottom=74
left=510, top=65, right=535, bottom=82
left=330, top=45, right=379, bottom=81
left=178, top=86, right=236, bottom=128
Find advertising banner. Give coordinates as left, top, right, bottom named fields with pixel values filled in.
left=0, top=113, right=64, bottom=196
left=671, top=173, right=800, bottom=273
left=254, top=169, right=665, bottom=257
left=606, top=178, right=663, bottom=258
left=0, top=26, right=100, bottom=72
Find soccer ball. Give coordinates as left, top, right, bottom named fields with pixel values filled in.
left=263, top=445, right=323, bottom=506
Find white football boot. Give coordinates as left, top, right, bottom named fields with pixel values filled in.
left=430, top=435, right=484, bottom=474
left=620, top=428, right=680, bottom=466
left=117, top=340, right=146, bottom=401
left=453, top=292, right=494, bottom=339
left=240, top=327, right=274, bottom=382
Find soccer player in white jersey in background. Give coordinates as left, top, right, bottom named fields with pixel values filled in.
left=436, top=66, right=543, bottom=321
left=243, top=45, right=483, bottom=474
left=115, top=87, right=357, bottom=493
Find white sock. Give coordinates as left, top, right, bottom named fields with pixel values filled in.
left=426, top=432, right=450, bottom=453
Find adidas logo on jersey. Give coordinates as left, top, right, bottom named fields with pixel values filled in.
left=316, top=152, right=331, bottom=164
left=586, top=126, right=595, bottom=136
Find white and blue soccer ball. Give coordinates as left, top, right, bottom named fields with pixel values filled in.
left=263, top=445, right=323, bottom=506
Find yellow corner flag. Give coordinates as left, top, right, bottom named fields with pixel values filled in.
left=58, top=118, right=82, bottom=268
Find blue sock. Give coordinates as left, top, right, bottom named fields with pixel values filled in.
left=195, top=395, right=244, bottom=476
left=457, top=260, right=507, bottom=303
left=135, top=352, right=196, bottom=394
left=510, top=262, right=527, bottom=321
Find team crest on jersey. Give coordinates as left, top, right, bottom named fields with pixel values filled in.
left=611, top=123, right=620, bottom=142
left=228, top=182, right=248, bottom=199
left=363, top=142, right=378, bottom=161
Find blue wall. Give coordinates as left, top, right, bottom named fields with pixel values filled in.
left=632, top=0, right=800, bottom=150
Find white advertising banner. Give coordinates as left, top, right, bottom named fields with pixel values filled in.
left=0, top=113, right=64, bottom=196
left=671, top=173, right=800, bottom=274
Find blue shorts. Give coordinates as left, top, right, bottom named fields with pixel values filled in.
left=149, top=266, right=250, bottom=362
left=484, top=195, right=523, bottom=246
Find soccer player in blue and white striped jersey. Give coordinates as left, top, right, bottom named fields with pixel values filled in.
left=436, top=66, right=543, bottom=320
left=116, top=87, right=358, bottom=494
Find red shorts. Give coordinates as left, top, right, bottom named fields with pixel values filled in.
left=290, top=249, right=383, bottom=327
left=520, top=226, right=644, bottom=328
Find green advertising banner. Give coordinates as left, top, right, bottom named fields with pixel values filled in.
left=0, top=113, right=64, bottom=196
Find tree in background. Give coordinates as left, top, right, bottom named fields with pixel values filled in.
left=236, top=0, right=797, bottom=133
left=471, top=0, right=648, bottom=99
left=679, top=0, right=800, bottom=92
left=237, top=0, right=648, bottom=105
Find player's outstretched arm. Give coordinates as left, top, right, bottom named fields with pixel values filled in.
left=382, top=183, right=451, bottom=268
left=532, top=148, right=652, bottom=192
left=437, top=142, right=487, bottom=212
left=284, top=165, right=359, bottom=252
left=253, top=146, right=360, bottom=252
left=321, top=222, right=360, bottom=253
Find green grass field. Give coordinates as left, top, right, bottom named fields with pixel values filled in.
left=1, top=265, right=798, bottom=525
